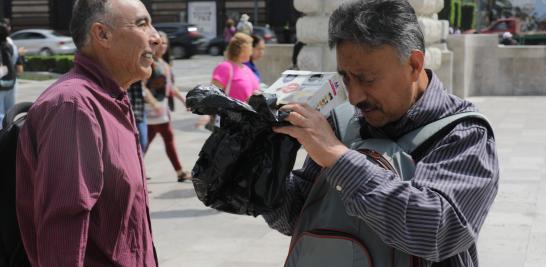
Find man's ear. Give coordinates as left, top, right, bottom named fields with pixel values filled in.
left=408, top=50, right=425, bottom=82
left=89, top=22, right=111, bottom=47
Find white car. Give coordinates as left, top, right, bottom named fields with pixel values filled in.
left=10, top=29, right=76, bottom=56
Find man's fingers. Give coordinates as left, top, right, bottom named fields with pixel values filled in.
left=273, top=125, right=302, bottom=139
left=280, top=103, right=315, bottom=119
left=284, top=110, right=309, bottom=127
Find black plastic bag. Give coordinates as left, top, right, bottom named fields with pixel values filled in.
left=186, top=85, right=300, bottom=216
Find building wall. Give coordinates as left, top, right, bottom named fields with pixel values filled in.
left=6, top=0, right=286, bottom=38
left=447, top=34, right=546, bottom=97
left=10, top=0, right=50, bottom=30
left=150, top=0, right=188, bottom=23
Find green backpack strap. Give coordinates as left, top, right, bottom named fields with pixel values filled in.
left=397, top=112, right=492, bottom=156
left=330, top=102, right=360, bottom=145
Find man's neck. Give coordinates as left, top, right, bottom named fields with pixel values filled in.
left=80, top=48, right=130, bottom=91
left=415, top=69, right=429, bottom=100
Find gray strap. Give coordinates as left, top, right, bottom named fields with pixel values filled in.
left=397, top=112, right=491, bottom=153
left=330, top=102, right=359, bottom=145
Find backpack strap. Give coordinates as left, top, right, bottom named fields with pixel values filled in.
left=2, top=102, right=32, bottom=129
left=397, top=112, right=492, bottom=158
left=330, top=102, right=360, bottom=145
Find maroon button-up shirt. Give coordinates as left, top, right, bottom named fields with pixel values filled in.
left=16, top=53, right=156, bottom=266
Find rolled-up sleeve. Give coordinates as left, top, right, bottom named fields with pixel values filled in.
left=21, top=101, right=104, bottom=266
left=324, top=122, right=499, bottom=262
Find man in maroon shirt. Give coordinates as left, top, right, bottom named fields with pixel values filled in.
left=16, top=0, right=161, bottom=266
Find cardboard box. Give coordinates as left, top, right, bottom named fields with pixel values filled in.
left=263, top=70, right=348, bottom=116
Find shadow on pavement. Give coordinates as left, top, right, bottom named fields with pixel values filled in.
left=170, top=117, right=197, bottom=131
left=151, top=208, right=219, bottom=219
left=155, top=188, right=197, bottom=199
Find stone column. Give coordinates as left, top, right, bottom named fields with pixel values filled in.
left=294, top=0, right=453, bottom=91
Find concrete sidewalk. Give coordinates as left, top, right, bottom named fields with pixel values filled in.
left=14, top=78, right=546, bottom=266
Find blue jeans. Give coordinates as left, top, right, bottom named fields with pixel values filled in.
left=136, top=116, right=148, bottom=152
left=0, top=87, right=16, bottom=128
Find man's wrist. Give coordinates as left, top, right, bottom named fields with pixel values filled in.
left=323, top=145, right=349, bottom=168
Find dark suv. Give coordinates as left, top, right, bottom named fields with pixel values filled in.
left=154, top=23, right=206, bottom=59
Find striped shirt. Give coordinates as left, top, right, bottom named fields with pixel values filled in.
left=262, top=70, right=499, bottom=266
left=16, top=53, right=156, bottom=266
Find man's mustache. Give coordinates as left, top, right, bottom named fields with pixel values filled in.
left=356, top=101, right=377, bottom=111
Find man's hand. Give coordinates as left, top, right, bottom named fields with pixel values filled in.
left=18, top=47, right=27, bottom=56
left=273, top=103, right=348, bottom=168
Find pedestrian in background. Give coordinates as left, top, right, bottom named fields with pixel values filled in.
left=236, top=14, right=253, bottom=35
left=129, top=81, right=163, bottom=152
left=16, top=0, right=161, bottom=265
left=144, top=31, right=191, bottom=182
left=243, top=35, right=265, bottom=83
left=0, top=18, right=23, bottom=126
left=223, top=19, right=236, bottom=43
left=501, top=31, right=518, bottom=45
left=212, top=32, right=259, bottom=102
left=194, top=33, right=258, bottom=130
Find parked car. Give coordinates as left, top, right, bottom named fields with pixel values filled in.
left=253, top=26, right=278, bottom=44
left=154, top=23, right=206, bottom=59
left=202, top=36, right=227, bottom=56
left=201, top=25, right=278, bottom=56
left=10, top=29, right=76, bottom=56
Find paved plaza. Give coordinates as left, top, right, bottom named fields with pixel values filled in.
left=13, top=55, right=546, bottom=267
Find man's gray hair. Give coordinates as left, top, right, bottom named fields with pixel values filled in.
left=70, top=0, right=113, bottom=50
left=328, top=0, right=425, bottom=61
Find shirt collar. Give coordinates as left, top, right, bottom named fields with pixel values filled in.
left=73, top=52, right=125, bottom=99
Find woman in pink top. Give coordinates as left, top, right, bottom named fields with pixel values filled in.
left=211, top=32, right=259, bottom=102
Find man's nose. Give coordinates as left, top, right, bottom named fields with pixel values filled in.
left=149, top=26, right=160, bottom=46
left=347, top=85, right=366, bottom=105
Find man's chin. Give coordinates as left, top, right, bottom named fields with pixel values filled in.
left=361, top=113, right=387, bottom=128
left=141, top=67, right=153, bottom=80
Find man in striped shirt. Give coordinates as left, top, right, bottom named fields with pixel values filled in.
left=266, top=0, right=499, bottom=266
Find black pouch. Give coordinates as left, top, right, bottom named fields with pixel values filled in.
left=186, top=85, right=300, bottom=216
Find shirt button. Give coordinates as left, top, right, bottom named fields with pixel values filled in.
left=336, top=185, right=342, bottom=191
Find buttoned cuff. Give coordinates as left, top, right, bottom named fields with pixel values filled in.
left=323, top=149, right=382, bottom=200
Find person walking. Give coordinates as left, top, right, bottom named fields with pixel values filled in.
left=223, top=19, right=236, bottom=43
left=16, top=0, right=161, bottom=266
left=0, top=19, right=23, bottom=126
left=236, top=14, right=253, bottom=35
left=128, top=81, right=149, bottom=151
left=243, top=35, right=265, bottom=83
left=212, top=32, right=259, bottom=102
left=144, top=31, right=191, bottom=182
left=194, top=33, right=258, bottom=130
